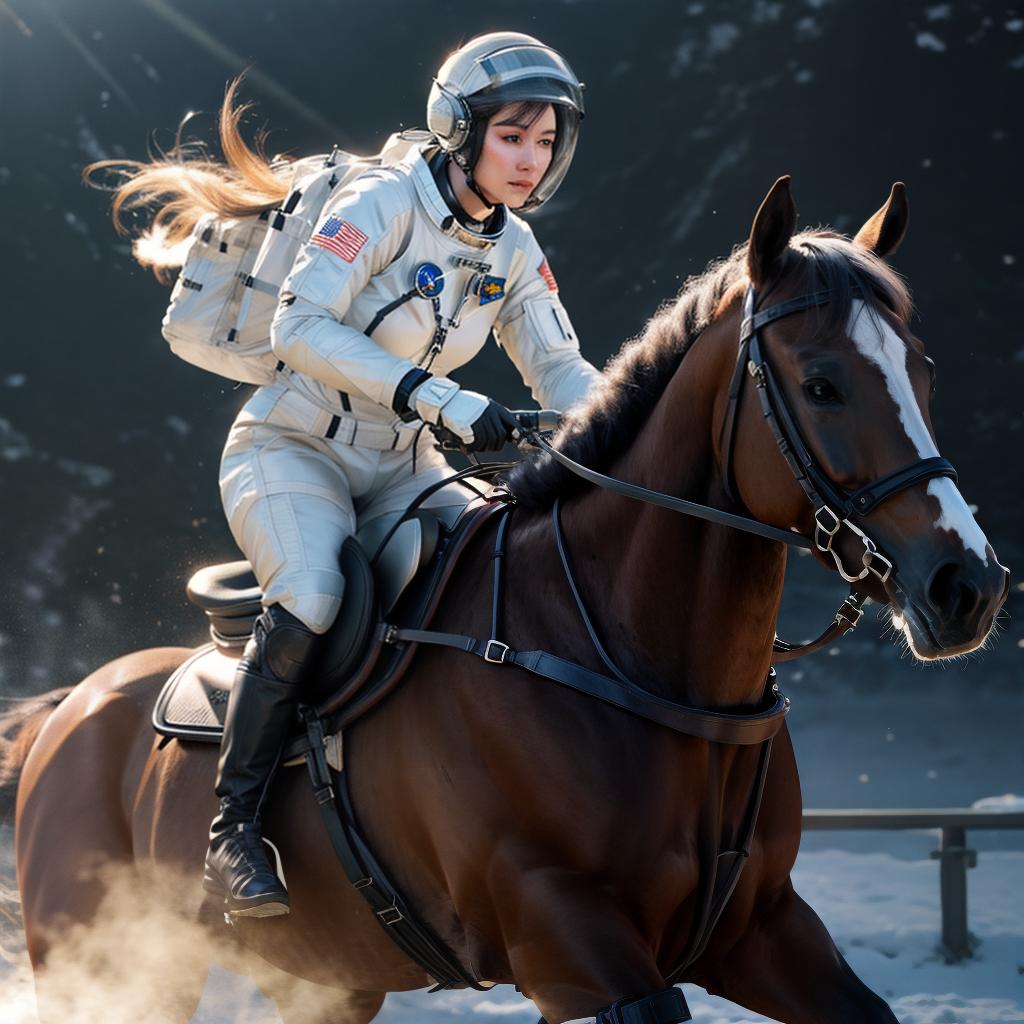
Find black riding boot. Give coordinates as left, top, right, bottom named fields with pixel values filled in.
left=203, top=605, right=316, bottom=917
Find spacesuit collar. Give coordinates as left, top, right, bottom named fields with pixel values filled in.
left=407, top=145, right=506, bottom=250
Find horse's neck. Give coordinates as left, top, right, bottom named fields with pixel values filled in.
left=565, top=308, right=786, bottom=707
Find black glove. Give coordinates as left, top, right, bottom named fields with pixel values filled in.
left=459, top=399, right=519, bottom=452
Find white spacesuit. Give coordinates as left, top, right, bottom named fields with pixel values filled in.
left=220, top=139, right=602, bottom=635
left=205, top=30, right=599, bottom=918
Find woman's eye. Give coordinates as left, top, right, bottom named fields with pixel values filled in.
left=803, top=378, right=840, bottom=404
left=502, top=134, right=520, bottom=144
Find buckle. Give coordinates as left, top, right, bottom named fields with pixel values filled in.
left=814, top=506, right=842, bottom=536
left=377, top=904, right=404, bottom=926
left=836, top=599, right=865, bottom=630
left=864, top=549, right=893, bottom=584
left=354, top=876, right=374, bottom=889
left=314, top=785, right=336, bottom=806
left=483, top=639, right=510, bottom=664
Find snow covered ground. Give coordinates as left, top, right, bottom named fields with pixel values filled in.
left=2, top=828, right=1021, bottom=1023
left=199, top=841, right=1024, bottom=1023
left=215, top=841, right=1024, bottom=1024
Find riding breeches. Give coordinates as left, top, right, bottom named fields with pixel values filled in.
left=219, top=382, right=477, bottom=634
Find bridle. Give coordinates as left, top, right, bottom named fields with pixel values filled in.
left=366, top=276, right=962, bottom=988
left=719, top=283, right=957, bottom=589
left=523, top=278, right=959, bottom=658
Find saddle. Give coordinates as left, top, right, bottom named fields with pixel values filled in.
left=153, top=497, right=508, bottom=743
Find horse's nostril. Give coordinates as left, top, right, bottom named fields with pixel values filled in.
left=926, top=560, right=981, bottom=622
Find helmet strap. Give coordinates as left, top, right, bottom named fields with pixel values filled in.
left=452, top=152, right=494, bottom=211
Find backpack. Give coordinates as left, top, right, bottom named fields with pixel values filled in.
left=160, top=131, right=428, bottom=385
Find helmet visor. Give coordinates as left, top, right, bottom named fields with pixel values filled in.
left=466, top=95, right=581, bottom=211
left=521, top=104, right=581, bottom=211
left=473, top=45, right=584, bottom=111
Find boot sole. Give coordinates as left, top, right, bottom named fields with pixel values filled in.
left=202, top=873, right=290, bottom=918
left=230, top=898, right=290, bottom=918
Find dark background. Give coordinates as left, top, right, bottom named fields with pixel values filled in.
left=0, top=1, right=1021, bottom=802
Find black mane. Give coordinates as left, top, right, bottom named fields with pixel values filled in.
left=505, top=230, right=913, bottom=511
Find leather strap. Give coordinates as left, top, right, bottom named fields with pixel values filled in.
left=771, top=590, right=867, bottom=662
left=738, top=287, right=838, bottom=342
left=596, top=986, right=692, bottom=1023
left=385, top=626, right=789, bottom=746
left=367, top=461, right=516, bottom=566
left=666, top=738, right=774, bottom=979
left=298, top=708, right=482, bottom=990
left=553, top=498, right=633, bottom=684
left=845, top=456, right=957, bottom=516
left=391, top=366, right=432, bottom=421
left=528, top=433, right=813, bottom=550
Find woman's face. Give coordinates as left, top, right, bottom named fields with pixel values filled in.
left=473, top=103, right=557, bottom=209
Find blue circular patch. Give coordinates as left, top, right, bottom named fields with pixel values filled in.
left=414, top=262, right=445, bottom=299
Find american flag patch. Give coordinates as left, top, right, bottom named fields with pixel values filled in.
left=311, top=216, right=369, bottom=263
left=538, top=258, right=558, bottom=292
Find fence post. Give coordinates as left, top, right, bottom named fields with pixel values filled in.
left=930, top=825, right=977, bottom=962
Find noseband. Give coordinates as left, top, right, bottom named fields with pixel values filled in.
left=719, top=284, right=958, bottom=587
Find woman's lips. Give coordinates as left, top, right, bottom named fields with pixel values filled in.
left=509, top=181, right=534, bottom=189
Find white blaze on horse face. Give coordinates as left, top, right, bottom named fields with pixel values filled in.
left=847, top=300, right=990, bottom=567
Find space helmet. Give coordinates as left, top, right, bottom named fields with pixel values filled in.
left=426, top=32, right=585, bottom=210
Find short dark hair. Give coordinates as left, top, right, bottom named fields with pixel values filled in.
left=462, top=99, right=565, bottom=170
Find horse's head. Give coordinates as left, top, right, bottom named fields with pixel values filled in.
left=728, top=177, right=1009, bottom=660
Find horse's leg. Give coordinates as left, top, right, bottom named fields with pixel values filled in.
left=24, top=848, right=211, bottom=1024
left=497, top=873, right=670, bottom=1024
left=16, top=651, right=211, bottom=1024
left=697, top=880, right=898, bottom=1024
left=28, top=867, right=210, bottom=1024
left=252, top=959, right=385, bottom=1024
left=32, top=967, right=206, bottom=1024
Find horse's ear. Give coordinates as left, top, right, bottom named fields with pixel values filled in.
left=853, top=182, right=909, bottom=258
left=747, top=176, right=798, bottom=289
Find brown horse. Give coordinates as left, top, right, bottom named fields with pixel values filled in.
left=6, top=178, right=1008, bottom=1024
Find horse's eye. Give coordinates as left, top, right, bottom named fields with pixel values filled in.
left=803, top=377, right=840, bottom=404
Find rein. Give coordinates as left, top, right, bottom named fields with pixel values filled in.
left=522, top=428, right=864, bottom=661
left=525, top=431, right=813, bottom=550
left=515, top=281, right=958, bottom=661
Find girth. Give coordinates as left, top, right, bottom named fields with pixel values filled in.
left=381, top=503, right=785, bottom=984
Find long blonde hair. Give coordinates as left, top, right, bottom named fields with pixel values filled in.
left=84, top=76, right=293, bottom=283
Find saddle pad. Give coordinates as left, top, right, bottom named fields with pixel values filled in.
left=155, top=498, right=511, bottom=743
left=152, top=645, right=239, bottom=742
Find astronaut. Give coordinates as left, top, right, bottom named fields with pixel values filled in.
left=204, top=32, right=604, bottom=916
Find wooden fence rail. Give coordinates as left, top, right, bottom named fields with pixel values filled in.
left=802, top=807, right=1024, bottom=962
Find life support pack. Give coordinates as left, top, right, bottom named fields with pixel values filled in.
left=160, top=132, right=428, bottom=385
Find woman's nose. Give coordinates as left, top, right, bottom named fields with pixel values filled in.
left=518, top=147, right=540, bottom=170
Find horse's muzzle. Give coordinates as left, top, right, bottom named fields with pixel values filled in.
left=888, top=551, right=1010, bottom=660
